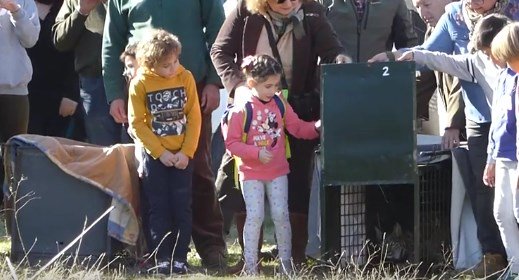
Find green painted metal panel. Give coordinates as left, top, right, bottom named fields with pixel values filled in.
left=320, top=62, right=417, bottom=185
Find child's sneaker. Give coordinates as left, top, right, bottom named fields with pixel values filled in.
left=154, top=261, right=170, bottom=275
left=172, top=260, right=188, bottom=275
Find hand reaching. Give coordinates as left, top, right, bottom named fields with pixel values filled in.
left=442, top=128, right=460, bottom=149
left=397, top=51, right=414, bottom=61
left=0, top=0, right=20, bottom=13
left=315, top=120, right=321, bottom=132
left=335, top=54, right=352, bottom=64
left=367, top=50, right=403, bottom=63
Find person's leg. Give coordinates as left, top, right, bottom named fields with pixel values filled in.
left=191, top=97, right=227, bottom=267
left=140, top=153, right=174, bottom=264
left=27, top=104, right=49, bottom=136
left=513, top=164, right=519, bottom=225
left=494, top=161, right=519, bottom=274
left=215, top=151, right=240, bottom=235
left=68, top=110, right=87, bottom=142
left=79, top=76, right=121, bottom=146
left=215, top=151, right=262, bottom=274
left=211, top=124, right=225, bottom=176
left=465, top=121, right=506, bottom=276
left=0, top=95, right=29, bottom=206
left=241, top=180, right=265, bottom=275
left=170, top=163, right=194, bottom=267
left=265, top=175, right=292, bottom=273
left=465, top=122, right=505, bottom=256
left=287, top=137, right=317, bottom=264
left=0, top=95, right=30, bottom=141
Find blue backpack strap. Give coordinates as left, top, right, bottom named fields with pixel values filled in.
left=243, top=102, right=254, bottom=134
left=243, top=96, right=284, bottom=135
left=221, top=104, right=233, bottom=126
left=273, top=95, right=285, bottom=117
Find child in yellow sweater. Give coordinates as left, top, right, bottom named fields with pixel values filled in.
left=128, top=29, right=201, bottom=275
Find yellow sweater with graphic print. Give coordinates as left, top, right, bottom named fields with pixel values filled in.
left=128, top=65, right=201, bottom=159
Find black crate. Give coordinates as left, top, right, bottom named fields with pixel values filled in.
left=7, top=146, right=113, bottom=265
left=339, top=185, right=367, bottom=265
left=418, top=158, right=452, bottom=264
left=322, top=157, right=452, bottom=265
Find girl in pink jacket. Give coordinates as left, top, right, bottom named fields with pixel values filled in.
left=223, top=54, right=320, bottom=275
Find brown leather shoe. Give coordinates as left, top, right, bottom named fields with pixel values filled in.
left=289, top=213, right=309, bottom=265
left=201, top=248, right=228, bottom=270
left=227, top=258, right=264, bottom=275
left=227, top=258, right=245, bottom=275
left=471, top=253, right=507, bottom=278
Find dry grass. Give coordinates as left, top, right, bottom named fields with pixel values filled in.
left=0, top=212, right=476, bottom=280
left=0, top=195, right=494, bottom=280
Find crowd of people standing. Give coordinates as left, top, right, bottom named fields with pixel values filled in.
left=2, top=0, right=519, bottom=278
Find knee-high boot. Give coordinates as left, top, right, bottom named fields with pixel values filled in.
left=290, top=213, right=308, bottom=265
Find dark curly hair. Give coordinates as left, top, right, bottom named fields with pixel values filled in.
left=241, top=54, right=283, bottom=83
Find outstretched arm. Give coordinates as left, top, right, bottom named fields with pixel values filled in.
left=400, top=50, right=477, bottom=82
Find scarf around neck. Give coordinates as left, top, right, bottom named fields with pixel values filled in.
left=267, top=7, right=306, bottom=40
left=462, top=0, right=508, bottom=51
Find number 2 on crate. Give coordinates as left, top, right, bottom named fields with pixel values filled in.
left=382, top=66, right=390, bottom=77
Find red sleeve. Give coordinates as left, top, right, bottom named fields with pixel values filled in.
left=283, top=102, right=319, bottom=139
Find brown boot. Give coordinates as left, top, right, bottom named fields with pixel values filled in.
left=289, top=213, right=309, bottom=266
left=227, top=212, right=264, bottom=275
left=471, top=253, right=507, bottom=278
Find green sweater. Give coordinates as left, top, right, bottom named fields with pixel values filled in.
left=102, top=0, right=225, bottom=103
left=52, top=0, right=106, bottom=77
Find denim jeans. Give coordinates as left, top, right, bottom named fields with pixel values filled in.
left=141, top=152, right=193, bottom=262
left=465, top=120, right=505, bottom=256
left=79, top=76, right=121, bottom=146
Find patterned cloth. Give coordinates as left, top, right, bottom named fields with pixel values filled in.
left=4, top=135, right=141, bottom=245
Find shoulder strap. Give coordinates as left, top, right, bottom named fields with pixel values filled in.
left=242, top=96, right=285, bottom=134
left=272, top=95, right=285, bottom=118
left=263, top=18, right=289, bottom=90
left=243, top=101, right=254, bottom=135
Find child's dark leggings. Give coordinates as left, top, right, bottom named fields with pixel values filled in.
left=141, top=152, right=193, bottom=263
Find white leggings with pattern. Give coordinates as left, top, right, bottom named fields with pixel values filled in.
left=241, top=175, right=291, bottom=274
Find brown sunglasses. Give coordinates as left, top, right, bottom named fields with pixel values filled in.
left=277, top=0, right=297, bottom=3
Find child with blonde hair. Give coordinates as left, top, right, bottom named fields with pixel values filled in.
left=128, top=29, right=201, bottom=275
left=485, top=22, right=519, bottom=278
